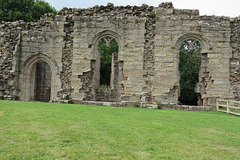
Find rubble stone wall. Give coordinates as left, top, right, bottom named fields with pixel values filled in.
left=230, top=18, right=240, bottom=100
left=0, top=2, right=239, bottom=106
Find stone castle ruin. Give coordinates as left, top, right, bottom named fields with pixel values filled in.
left=1, top=2, right=240, bottom=106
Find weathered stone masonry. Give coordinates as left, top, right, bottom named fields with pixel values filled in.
left=0, top=2, right=240, bottom=106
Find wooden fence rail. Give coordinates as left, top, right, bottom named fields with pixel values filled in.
left=216, top=99, right=240, bottom=116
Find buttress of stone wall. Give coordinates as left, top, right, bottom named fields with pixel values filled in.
left=57, top=15, right=74, bottom=100
left=142, top=3, right=174, bottom=103
left=142, top=7, right=156, bottom=102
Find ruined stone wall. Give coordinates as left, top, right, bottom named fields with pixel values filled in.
left=58, top=15, right=74, bottom=99
left=0, top=14, right=63, bottom=101
left=68, top=3, right=154, bottom=102
left=0, top=21, right=25, bottom=99
left=230, top=17, right=240, bottom=100
left=153, top=5, right=233, bottom=106
left=0, top=2, right=239, bottom=106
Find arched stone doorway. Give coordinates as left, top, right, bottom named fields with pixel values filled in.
left=34, top=60, right=51, bottom=102
left=19, top=53, right=60, bottom=102
left=174, top=33, right=210, bottom=106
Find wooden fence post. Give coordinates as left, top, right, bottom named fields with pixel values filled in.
left=227, top=101, right=230, bottom=114
left=216, top=100, right=219, bottom=111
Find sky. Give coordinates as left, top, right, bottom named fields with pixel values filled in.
left=44, top=0, right=240, bottom=17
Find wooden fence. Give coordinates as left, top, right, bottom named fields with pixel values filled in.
left=216, top=99, right=240, bottom=116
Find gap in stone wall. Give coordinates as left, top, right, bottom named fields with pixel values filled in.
left=179, top=39, right=201, bottom=105
left=95, top=36, right=120, bottom=102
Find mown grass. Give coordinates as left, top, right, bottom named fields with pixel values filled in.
left=0, top=100, right=240, bottom=160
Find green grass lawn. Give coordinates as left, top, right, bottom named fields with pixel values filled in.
left=0, top=100, right=240, bottom=160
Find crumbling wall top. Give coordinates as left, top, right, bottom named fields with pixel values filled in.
left=158, top=2, right=174, bottom=8
left=57, top=3, right=156, bottom=17
left=57, top=2, right=177, bottom=18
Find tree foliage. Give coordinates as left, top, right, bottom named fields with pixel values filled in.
left=98, top=38, right=118, bottom=85
left=179, top=40, right=201, bottom=105
left=0, top=0, right=57, bottom=22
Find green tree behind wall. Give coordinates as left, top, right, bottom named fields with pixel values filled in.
left=0, top=0, right=57, bottom=22
left=179, top=40, right=201, bottom=105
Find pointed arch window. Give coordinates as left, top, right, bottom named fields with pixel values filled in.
left=98, top=36, right=119, bottom=85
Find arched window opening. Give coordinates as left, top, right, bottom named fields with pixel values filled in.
left=179, top=39, right=201, bottom=105
left=98, top=36, right=119, bottom=85
left=34, top=60, right=51, bottom=102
